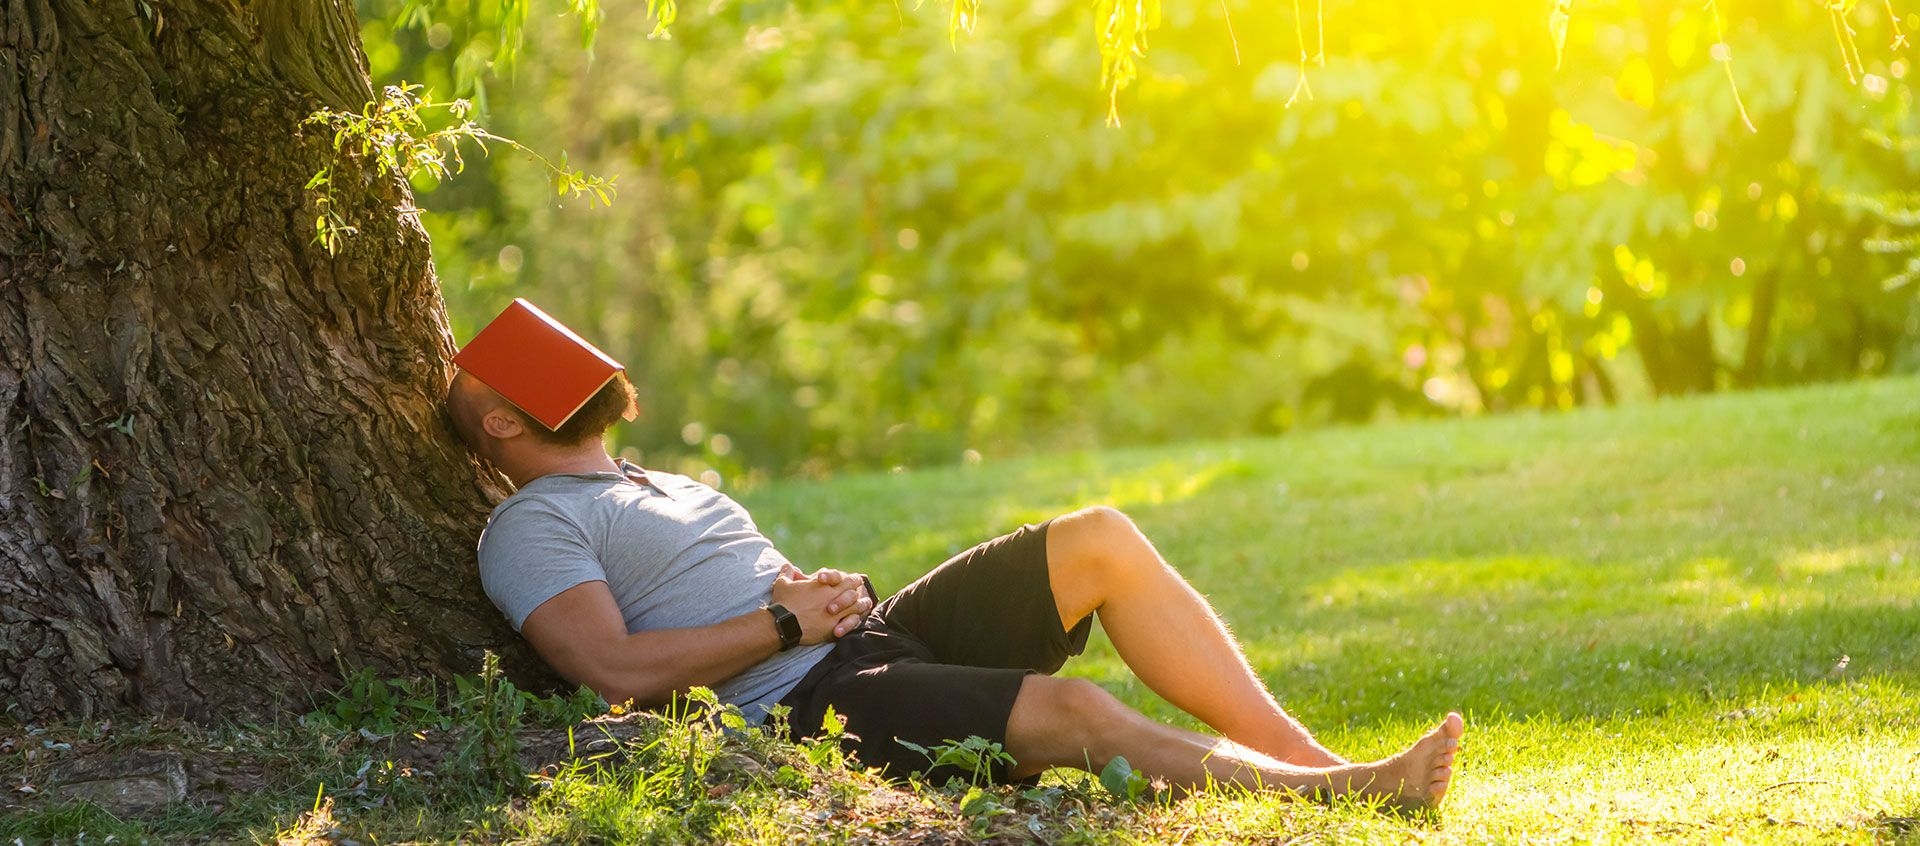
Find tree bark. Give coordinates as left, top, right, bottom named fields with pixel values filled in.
left=0, top=0, right=552, bottom=719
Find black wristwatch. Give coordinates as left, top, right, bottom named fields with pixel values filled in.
left=766, top=603, right=802, bottom=651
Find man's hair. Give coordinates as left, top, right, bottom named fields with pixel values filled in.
left=515, top=372, right=640, bottom=445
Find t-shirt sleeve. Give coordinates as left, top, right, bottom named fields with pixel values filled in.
left=477, top=497, right=608, bottom=632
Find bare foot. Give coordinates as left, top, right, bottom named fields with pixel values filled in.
left=1349, top=712, right=1464, bottom=810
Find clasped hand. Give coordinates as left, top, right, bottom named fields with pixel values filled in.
left=771, top=564, right=875, bottom=644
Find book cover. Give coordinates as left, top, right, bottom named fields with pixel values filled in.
left=453, top=299, right=625, bottom=431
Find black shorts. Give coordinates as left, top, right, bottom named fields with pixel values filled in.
left=775, top=520, right=1093, bottom=784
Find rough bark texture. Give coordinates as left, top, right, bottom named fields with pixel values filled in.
left=0, top=0, right=554, bottom=719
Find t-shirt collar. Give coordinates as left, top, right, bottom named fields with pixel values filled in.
left=614, top=458, right=670, bottom=496
left=524, top=457, right=668, bottom=496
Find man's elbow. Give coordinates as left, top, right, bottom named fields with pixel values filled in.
left=596, top=681, right=674, bottom=711
left=577, top=665, right=674, bottom=711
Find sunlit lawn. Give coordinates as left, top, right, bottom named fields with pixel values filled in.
left=745, top=375, right=1920, bottom=843
left=5, top=377, right=1915, bottom=844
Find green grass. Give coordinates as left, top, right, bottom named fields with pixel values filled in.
left=4, top=376, right=1916, bottom=843
left=745, top=375, right=1920, bottom=842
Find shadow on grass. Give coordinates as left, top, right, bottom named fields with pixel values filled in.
left=1875, top=811, right=1920, bottom=843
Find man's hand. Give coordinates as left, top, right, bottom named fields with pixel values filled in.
left=772, top=566, right=875, bottom=642
left=779, top=563, right=876, bottom=615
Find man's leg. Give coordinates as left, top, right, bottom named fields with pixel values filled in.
left=1005, top=674, right=1462, bottom=807
left=1046, top=506, right=1355, bottom=766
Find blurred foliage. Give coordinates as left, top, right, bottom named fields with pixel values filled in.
left=356, top=0, right=1920, bottom=484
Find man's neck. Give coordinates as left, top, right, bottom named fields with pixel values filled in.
left=505, top=441, right=619, bottom=488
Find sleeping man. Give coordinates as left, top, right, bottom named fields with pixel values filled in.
left=443, top=308, right=1463, bottom=807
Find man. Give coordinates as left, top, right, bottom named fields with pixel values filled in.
left=446, top=369, right=1463, bottom=807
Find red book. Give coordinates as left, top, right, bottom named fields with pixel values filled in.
left=453, top=299, right=624, bottom=430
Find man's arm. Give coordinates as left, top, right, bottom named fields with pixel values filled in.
left=519, top=575, right=870, bottom=708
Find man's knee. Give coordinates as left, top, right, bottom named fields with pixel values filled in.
left=1050, top=506, right=1158, bottom=586
left=1050, top=676, right=1128, bottom=730
left=1007, top=676, right=1133, bottom=770
left=1057, top=505, right=1136, bottom=538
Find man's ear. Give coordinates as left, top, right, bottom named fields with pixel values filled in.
left=481, top=407, right=524, bottom=440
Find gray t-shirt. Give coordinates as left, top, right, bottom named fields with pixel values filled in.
left=475, top=460, right=831, bottom=722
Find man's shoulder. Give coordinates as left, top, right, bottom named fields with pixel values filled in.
left=486, top=488, right=564, bottom=523
left=486, top=471, right=628, bottom=523
left=480, top=490, right=588, bottom=551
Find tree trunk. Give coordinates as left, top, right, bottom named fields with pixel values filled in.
left=0, top=0, right=552, bottom=720
left=1578, top=352, right=1618, bottom=406
left=1673, top=315, right=1719, bottom=394
left=1738, top=266, right=1779, bottom=388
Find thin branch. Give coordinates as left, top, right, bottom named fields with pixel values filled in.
left=1830, top=2, right=1860, bottom=83
left=1551, top=0, right=1573, bottom=70
left=1314, top=0, right=1325, bottom=66
left=1285, top=0, right=1314, bottom=107
left=1219, top=0, right=1241, bottom=66
left=1846, top=5, right=1867, bottom=71
left=1706, top=0, right=1758, bottom=132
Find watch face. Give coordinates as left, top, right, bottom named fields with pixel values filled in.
left=771, top=604, right=802, bottom=648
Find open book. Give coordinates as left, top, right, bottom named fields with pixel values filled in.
left=453, top=298, right=624, bottom=430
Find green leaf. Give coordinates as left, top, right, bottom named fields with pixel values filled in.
left=645, top=0, right=676, bottom=39
left=774, top=763, right=808, bottom=791
left=1099, top=755, right=1134, bottom=798
left=959, top=785, right=1007, bottom=818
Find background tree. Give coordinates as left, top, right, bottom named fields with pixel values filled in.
left=398, top=0, right=1918, bottom=484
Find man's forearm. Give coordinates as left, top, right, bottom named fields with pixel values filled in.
left=593, top=609, right=783, bottom=708
left=526, top=571, right=866, bottom=709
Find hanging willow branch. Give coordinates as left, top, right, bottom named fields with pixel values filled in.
left=1284, top=0, right=1323, bottom=108
left=1832, top=0, right=1865, bottom=83
left=1706, top=0, right=1759, bottom=132
left=1091, top=0, right=1162, bottom=125
left=1821, top=0, right=1910, bottom=85
left=302, top=85, right=615, bottom=254
left=1550, top=1, right=1573, bottom=69
left=1220, top=0, right=1241, bottom=66
left=950, top=0, right=980, bottom=45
